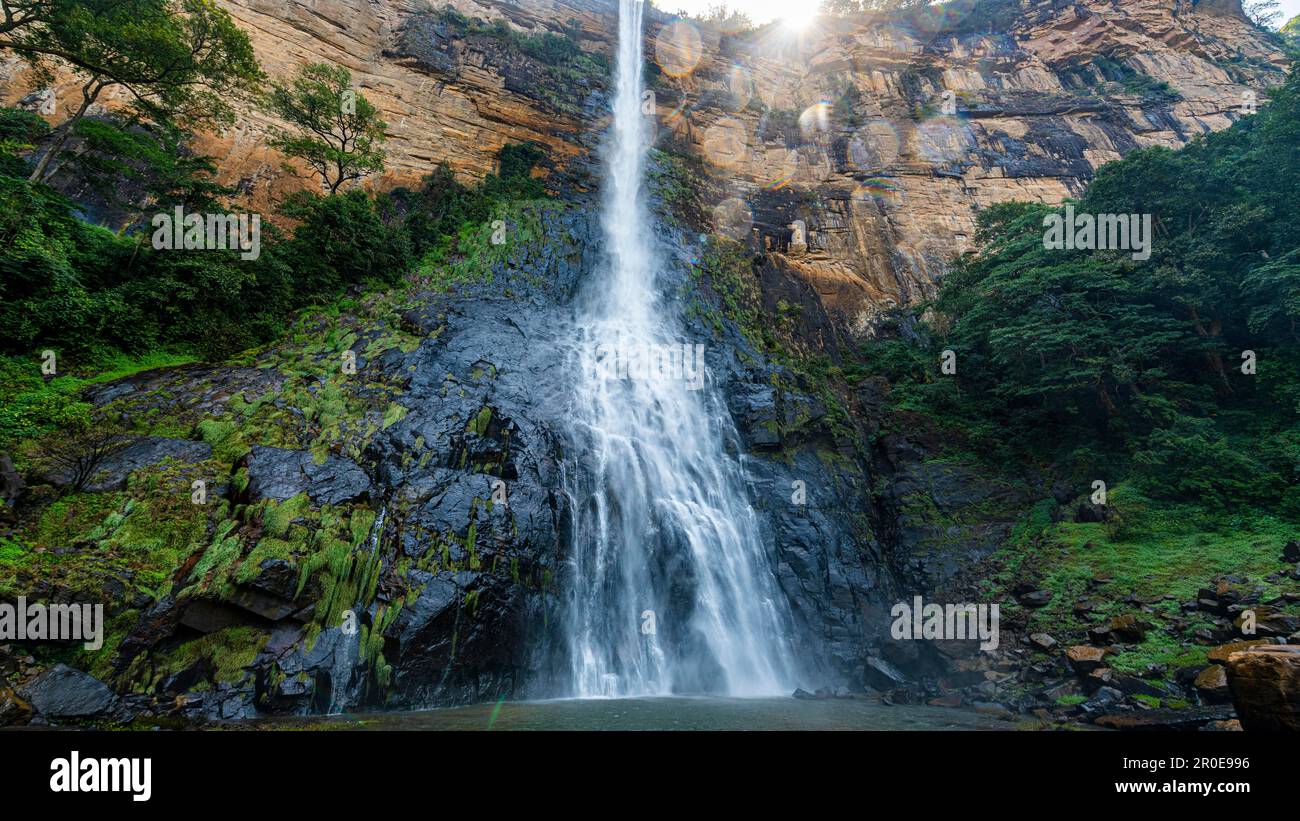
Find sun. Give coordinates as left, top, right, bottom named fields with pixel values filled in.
left=780, top=13, right=816, bottom=32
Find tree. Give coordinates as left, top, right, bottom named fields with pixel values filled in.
left=266, top=62, right=387, bottom=195
left=1243, top=0, right=1282, bottom=29
left=71, top=114, right=234, bottom=219
left=0, top=0, right=51, bottom=37
left=820, top=0, right=928, bottom=13
left=0, top=105, right=47, bottom=175
left=276, top=189, right=411, bottom=295
left=32, top=415, right=131, bottom=492
left=0, top=0, right=263, bottom=182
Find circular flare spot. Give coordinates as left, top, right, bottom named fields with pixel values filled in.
left=712, top=197, right=752, bottom=242
left=798, top=102, right=833, bottom=138
left=853, top=178, right=904, bottom=206
left=726, top=64, right=752, bottom=111
left=764, top=149, right=802, bottom=191
left=914, top=117, right=968, bottom=164
left=655, top=20, right=703, bottom=78
left=848, top=119, right=902, bottom=169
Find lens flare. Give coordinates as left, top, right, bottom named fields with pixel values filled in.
left=781, top=13, right=814, bottom=33
left=848, top=119, right=902, bottom=169
left=763, top=149, right=801, bottom=190
left=726, top=63, right=752, bottom=111
left=798, top=102, right=833, bottom=138
left=853, top=177, right=903, bottom=205
left=654, top=19, right=703, bottom=78
left=712, top=196, right=753, bottom=241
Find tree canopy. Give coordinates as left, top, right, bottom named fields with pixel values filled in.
left=266, top=62, right=388, bottom=195
left=0, top=0, right=263, bottom=182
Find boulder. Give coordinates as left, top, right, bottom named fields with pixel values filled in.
left=1067, top=645, right=1109, bottom=674
left=1204, top=719, right=1243, bottom=731
left=1087, top=624, right=1113, bottom=644
left=1108, top=613, right=1146, bottom=643
left=1282, top=540, right=1300, bottom=563
left=21, top=664, right=116, bottom=719
left=1029, top=632, right=1057, bottom=651
left=1235, top=607, right=1300, bottom=637
left=1093, top=705, right=1235, bottom=731
left=1226, top=645, right=1300, bottom=731
left=1193, top=664, right=1230, bottom=702
left=1112, top=673, right=1167, bottom=698
left=1207, top=638, right=1274, bottom=664
left=1016, top=589, right=1054, bottom=608
left=1080, top=685, right=1124, bottom=714
left=972, top=701, right=1014, bottom=721
left=863, top=656, right=908, bottom=691
left=242, top=445, right=371, bottom=506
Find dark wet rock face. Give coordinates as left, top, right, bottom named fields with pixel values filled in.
left=367, top=300, right=580, bottom=704
left=0, top=196, right=1034, bottom=724
left=243, top=446, right=371, bottom=506
left=21, top=664, right=116, bottom=719
left=50, top=436, right=212, bottom=493
left=75, top=203, right=916, bottom=714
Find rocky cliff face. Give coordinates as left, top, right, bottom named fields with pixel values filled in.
left=0, top=0, right=1291, bottom=722
left=645, top=0, right=1287, bottom=337
left=4, top=0, right=1285, bottom=334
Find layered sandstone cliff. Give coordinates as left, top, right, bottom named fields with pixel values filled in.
left=653, top=0, right=1287, bottom=334
left=2, top=0, right=1288, bottom=336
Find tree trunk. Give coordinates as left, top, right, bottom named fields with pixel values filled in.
left=1188, top=305, right=1234, bottom=396
left=28, top=78, right=103, bottom=184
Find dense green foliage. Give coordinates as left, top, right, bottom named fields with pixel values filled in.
left=1, top=114, right=549, bottom=354
left=0, top=107, right=549, bottom=455
left=432, top=7, right=607, bottom=73
left=859, top=68, right=1300, bottom=514
left=394, top=142, right=547, bottom=259
left=1, top=0, right=263, bottom=182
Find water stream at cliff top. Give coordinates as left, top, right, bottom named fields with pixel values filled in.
left=558, top=0, right=800, bottom=697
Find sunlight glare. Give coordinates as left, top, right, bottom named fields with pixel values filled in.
left=781, top=12, right=815, bottom=32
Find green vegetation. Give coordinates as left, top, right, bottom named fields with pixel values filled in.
left=0, top=129, right=552, bottom=457
left=0, top=0, right=567, bottom=707
left=689, top=236, right=856, bottom=442
left=859, top=66, right=1300, bottom=515
left=0, top=350, right=197, bottom=454
left=0, top=0, right=263, bottom=182
left=131, top=625, right=269, bottom=692
left=430, top=7, right=607, bottom=73
left=858, top=67, right=1300, bottom=692
left=1064, top=55, right=1179, bottom=100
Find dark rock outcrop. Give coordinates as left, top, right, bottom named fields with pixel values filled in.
left=50, top=436, right=211, bottom=493
left=242, top=446, right=372, bottom=506
left=20, top=664, right=116, bottom=720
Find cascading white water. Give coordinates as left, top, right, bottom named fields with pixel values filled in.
left=560, top=0, right=800, bottom=698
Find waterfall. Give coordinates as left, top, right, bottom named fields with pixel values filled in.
left=559, top=0, right=800, bottom=698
